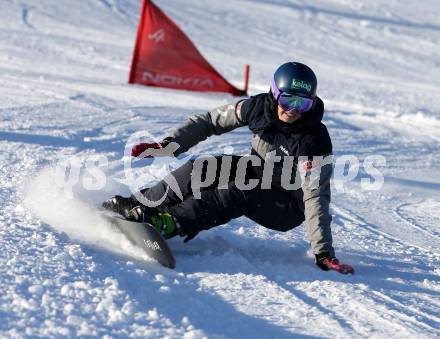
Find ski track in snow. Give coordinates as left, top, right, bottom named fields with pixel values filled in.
left=1, top=0, right=440, bottom=337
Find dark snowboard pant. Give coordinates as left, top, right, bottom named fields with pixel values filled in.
left=140, top=155, right=304, bottom=240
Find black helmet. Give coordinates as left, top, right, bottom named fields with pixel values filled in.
left=270, top=62, right=317, bottom=99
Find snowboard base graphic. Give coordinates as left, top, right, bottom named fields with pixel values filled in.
left=102, top=212, right=176, bottom=269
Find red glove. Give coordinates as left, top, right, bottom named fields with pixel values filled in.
left=131, top=138, right=179, bottom=158
left=131, top=142, right=164, bottom=158
left=321, top=258, right=355, bottom=275
left=315, top=252, right=354, bottom=275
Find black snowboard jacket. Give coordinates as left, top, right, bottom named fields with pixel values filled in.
left=166, top=92, right=335, bottom=257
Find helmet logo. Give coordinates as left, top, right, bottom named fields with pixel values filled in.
left=291, top=79, right=312, bottom=93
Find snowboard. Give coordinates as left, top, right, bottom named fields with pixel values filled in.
left=101, top=212, right=176, bottom=269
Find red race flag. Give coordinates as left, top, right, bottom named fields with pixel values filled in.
left=129, top=0, right=248, bottom=96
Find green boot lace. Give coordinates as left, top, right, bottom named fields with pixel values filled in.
left=149, top=213, right=179, bottom=239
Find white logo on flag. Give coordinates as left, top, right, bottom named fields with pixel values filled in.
left=148, top=29, right=165, bottom=43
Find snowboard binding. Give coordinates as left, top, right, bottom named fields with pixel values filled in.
left=102, top=195, right=183, bottom=239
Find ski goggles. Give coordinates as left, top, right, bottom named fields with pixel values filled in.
left=277, top=93, right=314, bottom=114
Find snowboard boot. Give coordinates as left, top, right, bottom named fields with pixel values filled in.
left=102, top=195, right=138, bottom=219
left=127, top=205, right=184, bottom=239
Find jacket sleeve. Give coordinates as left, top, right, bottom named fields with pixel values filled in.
left=301, top=155, right=335, bottom=257
left=166, top=101, right=247, bottom=156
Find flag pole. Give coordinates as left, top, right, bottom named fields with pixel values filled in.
left=243, top=64, right=250, bottom=95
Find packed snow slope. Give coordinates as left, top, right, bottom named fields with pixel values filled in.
left=1, top=0, right=440, bottom=337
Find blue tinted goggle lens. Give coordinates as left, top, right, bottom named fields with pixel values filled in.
left=278, top=94, right=314, bottom=113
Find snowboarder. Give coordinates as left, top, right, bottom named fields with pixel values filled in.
left=103, top=62, right=354, bottom=274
